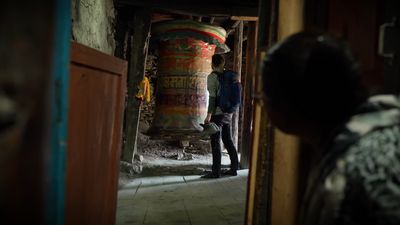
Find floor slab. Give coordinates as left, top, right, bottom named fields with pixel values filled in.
left=116, top=170, right=249, bottom=225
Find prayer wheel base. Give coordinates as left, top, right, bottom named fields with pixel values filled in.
left=147, top=128, right=205, bottom=141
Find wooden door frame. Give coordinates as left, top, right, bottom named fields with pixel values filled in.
left=246, top=0, right=305, bottom=224
left=48, top=0, right=71, bottom=224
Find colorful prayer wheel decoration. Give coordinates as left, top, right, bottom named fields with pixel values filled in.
left=149, top=20, right=228, bottom=138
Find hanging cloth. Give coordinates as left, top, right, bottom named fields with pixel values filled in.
left=135, top=76, right=151, bottom=103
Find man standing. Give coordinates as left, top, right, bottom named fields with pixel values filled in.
left=262, top=32, right=400, bottom=225
left=202, top=54, right=239, bottom=179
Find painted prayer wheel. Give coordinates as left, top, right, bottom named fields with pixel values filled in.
left=149, top=20, right=228, bottom=138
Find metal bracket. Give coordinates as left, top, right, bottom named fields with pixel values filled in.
left=378, top=17, right=397, bottom=63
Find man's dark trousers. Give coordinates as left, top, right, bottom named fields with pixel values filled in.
left=210, top=114, right=239, bottom=176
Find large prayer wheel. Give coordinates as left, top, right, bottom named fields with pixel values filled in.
left=149, top=20, right=228, bottom=138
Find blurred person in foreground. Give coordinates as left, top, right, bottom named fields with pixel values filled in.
left=262, top=32, right=400, bottom=225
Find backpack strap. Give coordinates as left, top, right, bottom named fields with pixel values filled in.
left=213, top=70, right=223, bottom=76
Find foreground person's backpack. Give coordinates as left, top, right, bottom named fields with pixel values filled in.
left=217, top=70, right=241, bottom=113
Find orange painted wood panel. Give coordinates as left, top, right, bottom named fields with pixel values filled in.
left=66, top=42, right=127, bottom=225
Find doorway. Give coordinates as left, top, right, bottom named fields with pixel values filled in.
left=115, top=10, right=258, bottom=225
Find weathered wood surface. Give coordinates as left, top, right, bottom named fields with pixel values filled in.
left=66, top=42, right=127, bottom=225
left=233, top=21, right=243, bottom=153
left=245, top=21, right=262, bottom=225
left=327, top=0, right=384, bottom=91
left=116, top=0, right=259, bottom=17
left=269, top=0, right=304, bottom=224
left=121, top=9, right=151, bottom=163
left=231, top=16, right=259, bottom=21
left=246, top=0, right=278, bottom=223
left=239, top=21, right=257, bottom=169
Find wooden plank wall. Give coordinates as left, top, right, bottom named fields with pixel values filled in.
left=327, top=0, right=384, bottom=91
left=305, top=0, right=385, bottom=92
left=66, top=42, right=127, bottom=225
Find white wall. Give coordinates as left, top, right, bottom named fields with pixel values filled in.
left=71, top=0, right=116, bottom=55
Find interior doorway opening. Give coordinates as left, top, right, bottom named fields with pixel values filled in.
left=115, top=8, right=259, bottom=225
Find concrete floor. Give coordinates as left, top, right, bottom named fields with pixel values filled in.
left=117, top=170, right=249, bottom=225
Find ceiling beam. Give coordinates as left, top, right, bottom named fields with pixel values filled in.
left=116, top=0, right=259, bottom=17
left=231, top=16, right=259, bottom=21
left=155, top=8, right=208, bottom=18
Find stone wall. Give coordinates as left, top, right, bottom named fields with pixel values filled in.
left=71, top=0, right=116, bottom=55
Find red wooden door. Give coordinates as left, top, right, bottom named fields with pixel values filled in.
left=66, top=42, right=127, bottom=225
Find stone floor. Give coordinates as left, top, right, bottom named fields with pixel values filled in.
left=116, top=170, right=249, bottom=225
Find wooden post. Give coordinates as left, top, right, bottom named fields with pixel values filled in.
left=49, top=0, right=71, bottom=224
left=270, top=0, right=304, bottom=224
left=122, top=9, right=151, bottom=163
left=114, top=7, right=131, bottom=59
left=245, top=0, right=277, bottom=224
left=246, top=0, right=304, bottom=224
left=232, top=21, right=243, bottom=152
left=239, top=21, right=257, bottom=169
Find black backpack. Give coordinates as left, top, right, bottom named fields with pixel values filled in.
left=217, top=70, right=242, bottom=113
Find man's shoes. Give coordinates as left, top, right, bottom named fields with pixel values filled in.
left=201, top=171, right=220, bottom=179
left=222, top=169, right=237, bottom=176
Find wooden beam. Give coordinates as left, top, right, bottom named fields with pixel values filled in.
left=226, top=29, right=235, bottom=36
left=72, top=43, right=127, bottom=75
left=225, top=20, right=242, bottom=36
left=245, top=0, right=277, bottom=223
left=270, top=0, right=304, bottom=224
left=231, top=20, right=242, bottom=28
left=248, top=0, right=305, bottom=224
left=49, top=1, right=71, bottom=224
left=151, top=13, right=176, bottom=22
left=232, top=21, right=243, bottom=156
left=155, top=8, right=208, bottom=18
left=231, top=16, right=259, bottom=21
left=115, top=7, right=131, bottom=59
left=239, top=21, right=256, bottom=169
left=122, top=9, right=152, bottom=163
left=116, top=0, right=259, bottom=17
left=277, top=0, right=304, bottom=40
